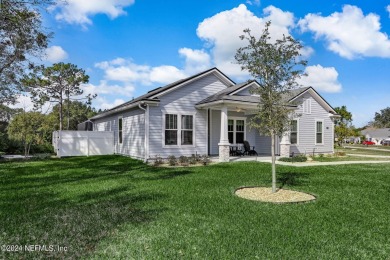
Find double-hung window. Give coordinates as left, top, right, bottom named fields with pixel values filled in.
left=228, top=118, right=245, bottom=144
left=290, top=120, right=298, bottom=144
left=316, top=120, right=323, bottom=144
left=165, top=114, right=178, bottom=145
left=181, top=115, right=193, bottom=145
left=164, top=113, right=194, bottom=146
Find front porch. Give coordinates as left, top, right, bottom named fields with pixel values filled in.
left=199, top=102, right=291, bottom=162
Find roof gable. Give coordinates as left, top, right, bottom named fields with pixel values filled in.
left=91, top=67, right=234, bottom=120
left=288, top=87, right=338, bottom=115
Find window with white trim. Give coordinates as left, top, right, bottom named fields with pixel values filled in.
left=228, top=118, right=245, bottom=144
left=165, top=114, right=178, bottom=145
left=181, top=115, right=193, bottom=145
left=164, top=113, right=194, bottom=146
left=290, top=120, right=298, bottom=144
left=118, top=117, right=123, bottom=144
left=316, top=121, right=323, bottom=144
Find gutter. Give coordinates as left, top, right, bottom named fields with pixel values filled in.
left=138, top=102, right=149, bottom=162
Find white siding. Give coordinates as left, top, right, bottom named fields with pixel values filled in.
left=290, top=93, right=334, bottom=155
left=149, top=74, right=227, bottom=157
left=93, top=108, right=145, bottom=159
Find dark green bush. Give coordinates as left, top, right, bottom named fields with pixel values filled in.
left=153, top=155, right=164, bottom=166
left=201, top=155, right=211, bottom=165
left=179, top=156, right=189, bottom=166
left=279, top=155, right=307, bottom=162
left=167, top=155, right=177, bottom=166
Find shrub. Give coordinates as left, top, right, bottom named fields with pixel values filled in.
left=167, top=155, right=177, bottom=166
left=0, top=152, right=5, bottom=158
left=279, top=155, right=307, bottom=162
left=189, top=154, right=197, bottom=165
left=179, top=156, right=189, bottom=166
left=153, top=155, right=164, bottom=166
left=201, top=155, right=211, bottom=166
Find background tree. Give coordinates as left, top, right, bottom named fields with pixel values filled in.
left=7, top=111, right=48, bottom=156
left=0, top=0, right=52, bottom=105
left=24, top=62, right=92, bottom=130
left=235, top=21, right=307, bottom=193
left=369, top=107, right=390, bottom=128
left=50, top=100, right=97, bottom=130
left=0, top=104, right=23, bottom=152
left=334, top=105, right=354, bottom=145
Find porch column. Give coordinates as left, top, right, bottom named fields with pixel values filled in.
left=218, top=106, right=230, bottom=162
left=280, top=131, right=291, bottom=157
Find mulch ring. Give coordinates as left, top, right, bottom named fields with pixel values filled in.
left=235, top=186, right=316, bottom=203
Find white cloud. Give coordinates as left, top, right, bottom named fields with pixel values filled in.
left=150, top=66, right=187, bottom=84
left=45, top=46, right=68, bottom=62
left=246, top=0, right=260, bottom=6
left=95, top=58, right=189, bottom=86
left=196, top=4, right=294, bottom=77
left=53, top=0, right=135, bottom=27
left=299, top=5, right=390, bottom=59
left=300, top=46, right=315, bottom=59
left=298, top=65, right=342, bottom=93
left=10, top=94, right=53, bottom=114
left=178, top=48, right=211, bottom=74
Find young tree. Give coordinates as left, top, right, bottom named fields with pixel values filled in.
left=334, top=106, right=353, bottom=145
left=24, top=62, right=92, bottom=130
left=7, top=111, right=47, bottom=156
left=235, top=21, right=307, bottom=193
left=0, top=0, right=52, bottom=105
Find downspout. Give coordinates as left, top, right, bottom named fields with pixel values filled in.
left=138, top=102, right=149, bottom=162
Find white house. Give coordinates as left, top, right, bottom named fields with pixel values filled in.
left=361, top=128, right=390, bottom=144
left=90, top=68, right=339, bottom=162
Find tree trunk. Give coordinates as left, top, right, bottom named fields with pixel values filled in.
left=66, top=95, right=70, bottom=130
left=271, top=133, right=277, bottom=193
left=59, top=95, right=63, bottom=130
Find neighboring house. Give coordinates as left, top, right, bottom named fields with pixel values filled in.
left=90, top=68, right=339, bottom=162
left=361, top=128, right=390, bottom=144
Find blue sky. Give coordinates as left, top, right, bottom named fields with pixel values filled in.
left=16, top=0, right=390, bottom=127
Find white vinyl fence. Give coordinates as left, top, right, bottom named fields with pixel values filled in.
left=53, top=131, right=114, bottom=157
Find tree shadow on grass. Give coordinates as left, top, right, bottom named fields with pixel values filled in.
left=0, top=156, right=194, bottom=259
left=277, top=171, right=310, bottom=189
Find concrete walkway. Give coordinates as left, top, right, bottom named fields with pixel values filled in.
left=344, top=146, right=390, bottom=152
left=212, top=155, right=390, bottom=167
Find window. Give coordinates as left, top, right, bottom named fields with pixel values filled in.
left=290, top=120, right=298, bottom=144
left=118, top=117, right=123, bottom=144
left=228, top=119, right=234, bottom=144
left=228, top=118, right=245, bottom=144
left=303, top=99, right=311, bottom=114
left=165, top=114, right=178, bottom=145
left=316, top=121, right=323, bottom=144
left=181, top=115, right=193, bottom=145
left=164, top=113, right=194, bottom=146
left=236, top=120, right=245, bottom=144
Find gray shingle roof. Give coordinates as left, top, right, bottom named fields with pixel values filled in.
left=91, top=67, right=233, bottom=120
left=196, top=83, right=311, bottom=106
left=196, top=81, right=255, bottom=105
left=361, top=128, right=390, bottom=139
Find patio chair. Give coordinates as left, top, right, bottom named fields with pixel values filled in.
left=243, top=141, right=258, bottom=156
left=230, top=145, right=243, bottom=156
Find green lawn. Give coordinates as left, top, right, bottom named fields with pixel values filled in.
left=1, top=156, right=389, bottom=259
left=337, top=146, right=390, bottom=156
